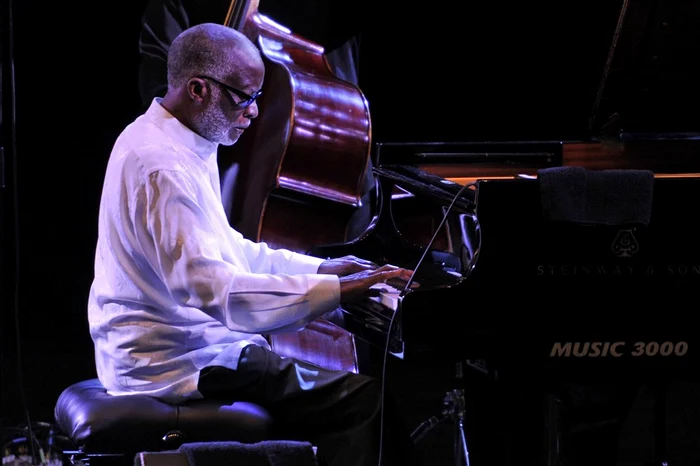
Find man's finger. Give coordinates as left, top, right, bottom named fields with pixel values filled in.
left=353, top=257, right=379, bottom=267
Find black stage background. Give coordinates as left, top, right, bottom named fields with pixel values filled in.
left=6, top=0, right=699, bottom=464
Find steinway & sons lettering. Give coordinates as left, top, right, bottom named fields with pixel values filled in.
left=550, top=341, right=689, bottom=358
left=536, top=264, right=700, bottom=276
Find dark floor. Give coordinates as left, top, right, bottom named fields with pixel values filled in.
left=370, top=348, right=700, bottom=466
left=3, top=347, right=700, bottom=466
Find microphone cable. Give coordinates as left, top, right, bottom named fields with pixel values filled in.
left=401, top=180, right=476, bottom=295
left=3, top=0, right=40, bottom=463
left=377, top=303, right=398, bottom=466
left=378, top=178, right=476, bottom=466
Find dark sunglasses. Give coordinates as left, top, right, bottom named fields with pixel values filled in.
left=196, top=75, right=262, bottom=110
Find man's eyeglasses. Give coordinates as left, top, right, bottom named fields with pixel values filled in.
left=196, top=75, right=262, bottom=110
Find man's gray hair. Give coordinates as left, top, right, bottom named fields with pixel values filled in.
left=167, top=23, right=258, bottom=90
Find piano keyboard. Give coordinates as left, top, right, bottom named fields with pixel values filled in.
left=339, top=282, right=405, bottom=356
left=368, top=282, right=403, bottom=311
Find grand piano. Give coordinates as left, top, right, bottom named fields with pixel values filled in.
left=306, top=2, right=700, bottom=464
left=310, top=0, right=700, bottom=384
left=313, top=163, right=700, bottom=381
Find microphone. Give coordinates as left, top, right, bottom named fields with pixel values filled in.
left=400, top=180, right=477, bottom=296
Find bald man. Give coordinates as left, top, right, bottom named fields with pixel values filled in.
left=88, top=23, right=419, bottom=466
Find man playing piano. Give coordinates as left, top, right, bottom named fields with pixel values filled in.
left=87, top=23, right=419, bottom=466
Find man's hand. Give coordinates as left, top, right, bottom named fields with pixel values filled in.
left=338, top=264, right=416, bottom=302
left=318, top=255, right=378, bottom=277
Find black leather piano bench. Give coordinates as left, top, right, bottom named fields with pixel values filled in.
left=54, top=378, right=272, bottom=466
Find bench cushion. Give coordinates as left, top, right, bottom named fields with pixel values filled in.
left=54, top=378, right=272, bottom=453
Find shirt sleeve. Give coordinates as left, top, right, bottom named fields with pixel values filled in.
left=136, top=169, right=340, bottom=334
left=233, top=230, right=326, bottom=275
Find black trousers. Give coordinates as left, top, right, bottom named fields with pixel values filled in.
left=198, top=344, right=421, bottom=466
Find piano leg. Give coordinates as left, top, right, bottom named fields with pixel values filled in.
left=543, top=394, right=563, bottom=466
left=652, top=383, right=668, bottom=466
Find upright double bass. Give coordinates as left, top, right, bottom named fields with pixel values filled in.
left=217, top=0, right=374, bottom=372
left=219, top=0, right=373, bottom=253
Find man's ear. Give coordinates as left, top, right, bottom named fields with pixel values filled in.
left=188, top=78, right=207, bottom=102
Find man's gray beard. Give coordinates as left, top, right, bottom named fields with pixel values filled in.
left=196, top=105, right=239, bottom=146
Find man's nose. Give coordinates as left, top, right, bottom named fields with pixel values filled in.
left=244, top=101, right=259, bottom=119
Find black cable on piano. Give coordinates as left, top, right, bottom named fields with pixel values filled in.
left=378, top=180, right=477, bottom=466
left=401, top=180, right=476, bottom=295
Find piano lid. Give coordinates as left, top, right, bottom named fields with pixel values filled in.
left=588, top=0, right=700, bottom=140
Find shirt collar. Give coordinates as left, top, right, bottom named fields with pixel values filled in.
left=146, top=97, right=218, bottom=161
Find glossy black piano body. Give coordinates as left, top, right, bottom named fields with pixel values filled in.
left=311, top=164, right=700, bottom=383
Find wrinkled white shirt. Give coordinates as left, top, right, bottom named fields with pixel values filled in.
left=88, top=98, right=341, bottom=404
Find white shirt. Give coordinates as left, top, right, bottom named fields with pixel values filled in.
left=88, top=99, right=341, bottom=404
